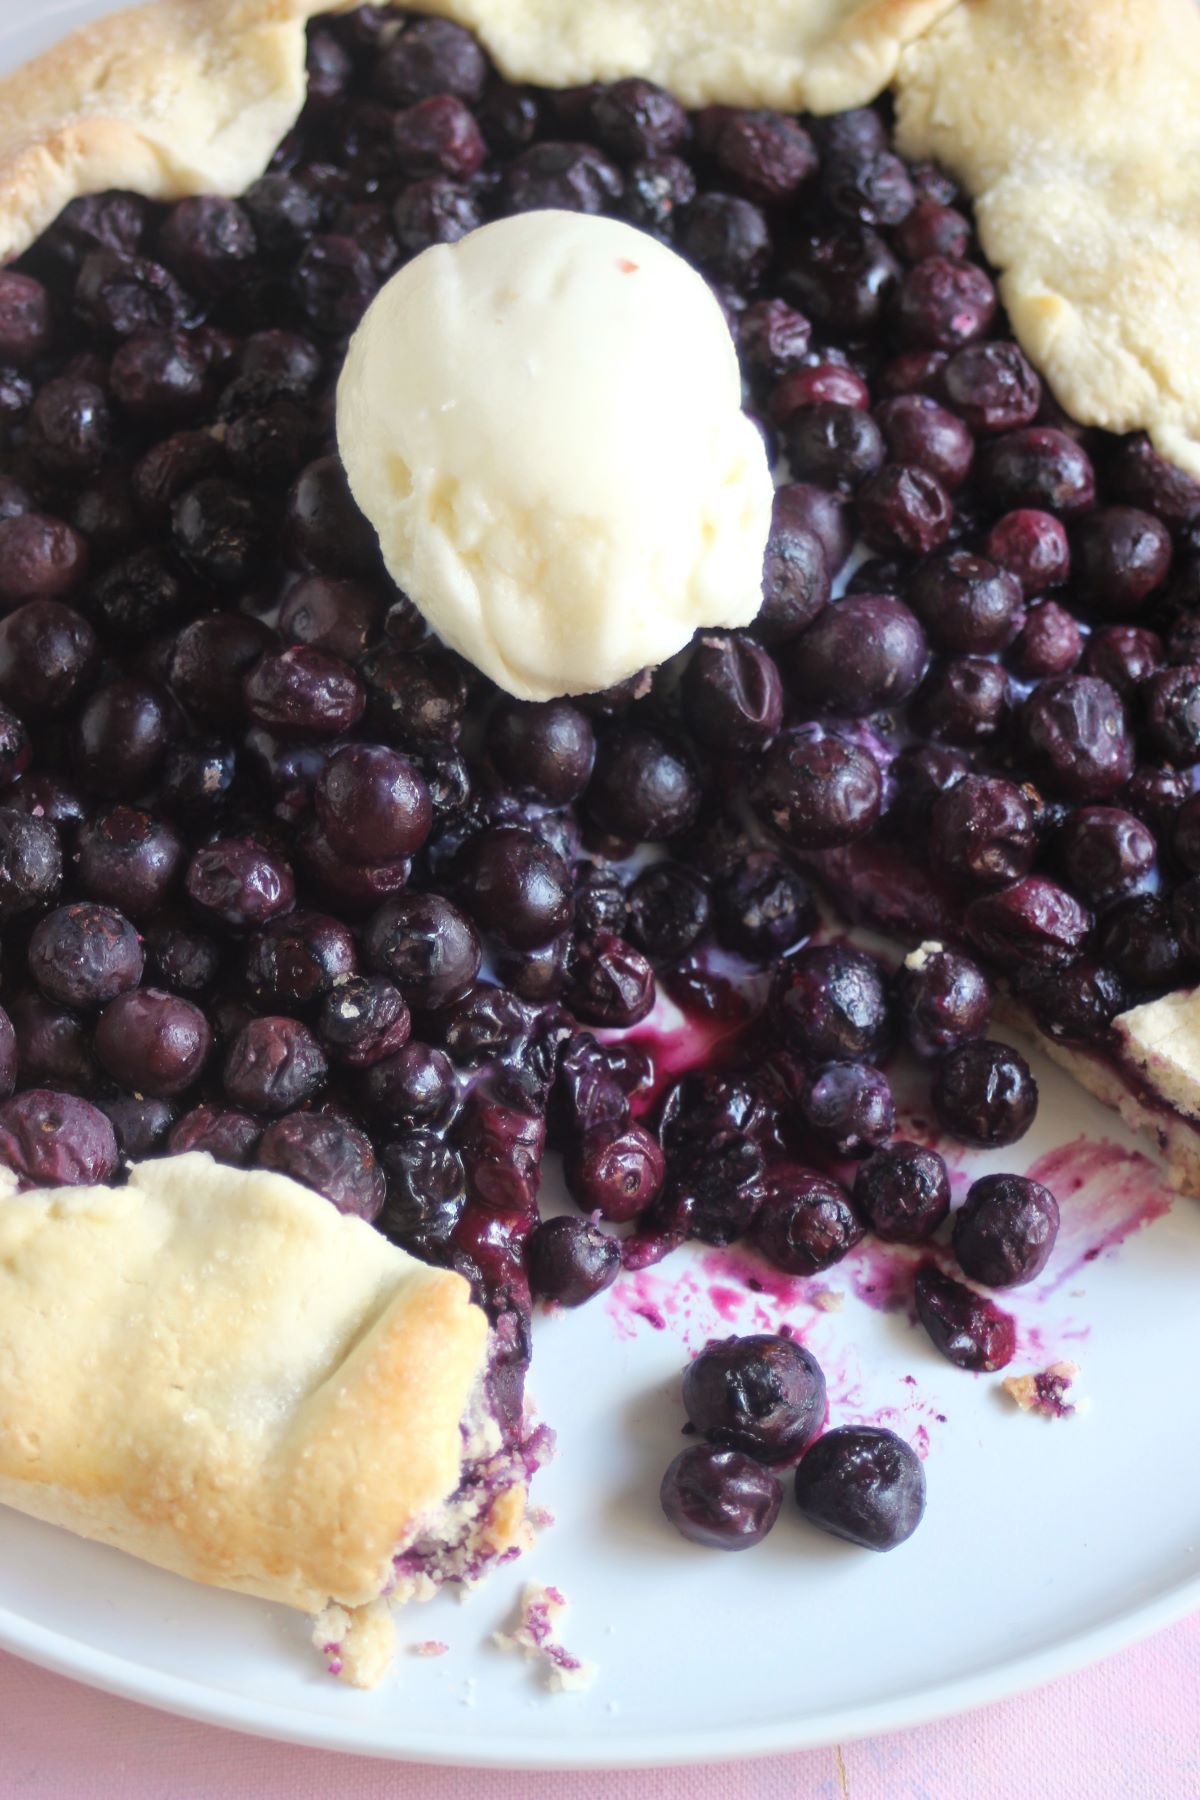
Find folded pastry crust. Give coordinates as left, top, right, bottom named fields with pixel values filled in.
left=896, top=0, right=1200, bottom=478
left=0, top=1153, right=491, bottom=1617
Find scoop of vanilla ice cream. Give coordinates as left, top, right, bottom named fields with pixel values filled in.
left=336, top=211, right=774, bottom=700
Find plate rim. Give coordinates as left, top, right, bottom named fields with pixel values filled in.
left=2, top=1566, right=1198, bottom=1768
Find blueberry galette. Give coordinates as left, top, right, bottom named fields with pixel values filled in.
left=1, top=0, right=1200, bottom=1684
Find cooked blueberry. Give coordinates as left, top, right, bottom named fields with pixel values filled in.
left=953, top=1172, right=1060, bottom=1287
left=257, top=1111, right=384, bottom=1220
left=1071, top=506, right=1171, bottom=617
left=914, top=1264, right=1016, bottom=1371
left=0, top=809, right=62, bottom=922
left=168, top=1104, right=262, bottom=1165
left=682, top=633, right=783, bottom=753
left=244, top=910, right=356, bottom=1008
left=714, top=854, right=817, bottom=961
left=1052, top=806, right=1156, bottom=907
left=223, top=1015, right=327, bottom=1115
left=586, top=727, right=701, bottom=841
left=317, top=974, right=411, bottom=1068
left=854, top=1141, right=951, bottom=1243
left=660, top=1444, right=782, bottom=1550
left=94, top=988, right=211, bottom=1098
left=361, top=1041, right=461, bottom=1134
left=895, top=946, right=992, bottom=1058
left=751, top=730, right=882, bottom=849
left=75, top=807, right=183, bottom=920
left=800, top=1062, right=894, bottom=1158
left=456, top=1072, right=546, bottom=1216
left=975, top=428, right=1096, bottom=517
left=375, top=1122, right=465, bottom=1241
left=186, top=836, right=295, bottom=929
left=526, top=1215, right=620, bottom=1306
left=873, top=402, right=968, bottom=507
left=73, top=679, right=172, bottom=798
left=244, top=645, right=365, bottom=737
left=485, top=697, right=595, bottom=803
left=770, top=944, right=891, bottom=1065
left=0, top=1088, right=118, bottom=1187
left=565, top=1123, right=665, bottom=1223
left=568, top=932, right=655, bottom=1027
left=683, top=1334, right=826, bottom=1464
left=908, top=551, right=1022, bottom=655
left=363, top=892, right=481, bottom=1010
left=794, top=1426, right=925, bottom=1549
left=928, top=775, right=1036, bottom=888
left=785, top=594, right=927, bottom=716
left=0, top=601, right=96, bottom=719
left=909, top=655, right=1008, bottom=745
left=9, top=991, right=99, bottom=1095
left=28, top=903, right=143, bottom=1009
left=626, top=863, right=711, bottom=960
left=750, top=1166, right=864, bottom=1273
left=456, top=825, right=573, bottom=951
left=931, top=1040, right=1038, bottom=1147
left=965, top=876, right=1092, bottom=972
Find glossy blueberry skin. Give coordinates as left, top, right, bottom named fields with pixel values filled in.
left=93, top=988, right=212, bottom=1098
left=565, top=1123, right=665, bottom=1222
left=27, top=903, right=144, bottom=1010
left=168, top=1104, right=262, bottom=1165
left=794, top=1426, right=925, bottom=1549
left=526, top=1216, right=621, bottom=1306
left=751, top=730, right=882, bottom=850
left=256, top=1111, right=385, bottom=1220
left=683, top=1334, right=827, bottom=1464
left=660, top=1444, right=783, bottom=1550
left=853, top=1142, right=951, bottom=1243
left=770, top=944, right=892, bottom=1066
left=0, top=808, right=62, bottom=923
left=800, top=1061, right=894, bottom=1158
left=749, top=1165, right=864, bottom=1274
left=222, top=1015, right=327, bottom=1116
left=0, top=1088, right=119, bottom=1188
left=952, top=1173, right=1060, bottom=1287
left=363, top=892, right=482, bottom=1011
left=914, top=1264, right=1016, bottom=1371
left=931, top=1040, right=1038, bottom=1147
left=894, top=946, right=992, bottom=1059
left=186, top=837, right=295, bottom=930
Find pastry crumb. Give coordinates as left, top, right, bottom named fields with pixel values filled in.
left=410, top=1639, right=449, bottom=1658
left=493, top=1582, right=597, bottom=1693
left=810, top=1286, right=843, bottom=1312
left=313, top=1598, right=396, bottom=1688
left=1002, top=1360, right=1080, bottom=1418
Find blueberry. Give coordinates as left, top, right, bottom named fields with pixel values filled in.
left=660, top=1444, right=783, bottom=1550
left=952, top=1173, right=1060, bottom=1287
left=794, top=1426, right=925, bottom=1549
left=683, top=1334, right=826, bottom=1463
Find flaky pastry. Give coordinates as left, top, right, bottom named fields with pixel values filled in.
left=0, top=1153, right=523, bottom=1684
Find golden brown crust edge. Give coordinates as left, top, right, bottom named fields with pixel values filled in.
left=0, top=1155, right=492, bottom=1615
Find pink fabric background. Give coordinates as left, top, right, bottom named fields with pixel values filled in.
left=1, top=1618, right=1196, bottom=1796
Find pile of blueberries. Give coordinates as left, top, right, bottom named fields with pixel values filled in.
left=1, top=6, right=1196, bottom=1462
left=661, top=1334, right=925, bottom=1554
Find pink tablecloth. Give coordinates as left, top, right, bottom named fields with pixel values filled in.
left=1, top=1618, right=1197, bottom=1797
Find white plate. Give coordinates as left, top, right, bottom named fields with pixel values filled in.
left=3, top=0, right=1200, bottom=1768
